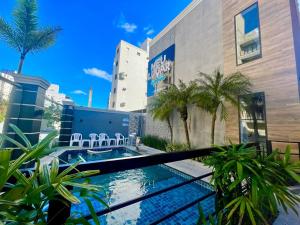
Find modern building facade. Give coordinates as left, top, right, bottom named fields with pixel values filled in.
left=146, top=0, right=300, bottom=149
left=109, top=39, right=150, bottom=112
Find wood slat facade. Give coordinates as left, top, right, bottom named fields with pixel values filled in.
left=223, top=0, right=300, bottom=142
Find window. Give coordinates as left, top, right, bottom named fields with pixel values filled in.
left=112, top=102, right=115, bottom=108
left=116, top=48, right=119, bottom=54
left=235, top=3, right=262, bottom=65
left=122, top=88, right=126, bottom=91
left=119, top=72, right=125, bottom=80
left=115, top=61, right=118, bottom=67
left=137, top=52, right=141, bottom=56
left=120, top=102, right=126, bottom=107
left=113, top=88, right=116, bottom=93
left=239, top=92, right=267, bottom=144
left=115, top=74, right=117, bottom=80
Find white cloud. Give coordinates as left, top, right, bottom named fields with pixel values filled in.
left=146, top=29, right=155, bottom=35
left=119, top=22, right=137, bottom=33
left=83, top=67, right=112, bottom=82
left=72, top=90, right=87, bottom=95
left=144, top=25, right=155, bottom=36
left=117, top=13, right=137, bottom=33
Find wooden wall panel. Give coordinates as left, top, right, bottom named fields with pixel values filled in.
left=223, top=0, right=300, bottom=142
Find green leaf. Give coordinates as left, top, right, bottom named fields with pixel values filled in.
left=0, top=149, right=12, bottom=189
left=237, top=162, right=243, bottom=180
left=84, top=198, right=100, bottom=225
left=54, top=184, right=80, bottom=204
left=50, top=157, right=59, bottom=181
left=245, top=201, right=256, bottom=225
left=9, top=124, right=32, bottom=148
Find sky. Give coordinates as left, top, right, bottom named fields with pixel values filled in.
left=0, top=0, right=192, bottom=108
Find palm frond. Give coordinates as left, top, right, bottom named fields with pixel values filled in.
left=0, top=18, right=20, bottom=51
left=28, top=27, right=62, bottom=53
left=13, top=0, right=38, bottom=35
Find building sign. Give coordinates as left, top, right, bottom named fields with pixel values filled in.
left=147, top=44, right=175, bottom=97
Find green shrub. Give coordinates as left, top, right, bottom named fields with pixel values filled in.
left=201, top=144, right=300, bottom=225
left=0, top=124, right=107, bottom=225
left=166, top=143, right=189, bottom=152
left=141, top=135, right=168, bottom=151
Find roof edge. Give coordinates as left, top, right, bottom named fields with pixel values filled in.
left=150, top=0, right=203, bottom=46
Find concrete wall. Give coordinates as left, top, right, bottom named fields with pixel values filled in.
left=72, top=107, right=130, bottom=139
left=146, top=0, right=225, bottom=147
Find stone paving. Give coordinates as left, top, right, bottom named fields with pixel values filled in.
left=129, top=145, right=213, bottom=183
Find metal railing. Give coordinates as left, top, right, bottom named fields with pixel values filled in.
left=266, top=140, right=300, bottom=160
left=46, top=143, right=257, bottom=225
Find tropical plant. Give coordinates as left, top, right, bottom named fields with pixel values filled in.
left=167, top=80, right=198, bottom=149
left=141, top=135, right=168, bottom=151
left=203, top=144, right=300, bottom=225
left=43, top=102, right=62, bottom=129
left=148, top=89, right=174, bottom=143
left=0, top=0, right=61, bottom=74
left=165, top=142, right=189, bottom=152
left=0, top=124, right=107, bottom=225
left=196, top=69, right=252, bottom=145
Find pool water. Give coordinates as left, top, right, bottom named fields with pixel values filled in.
left=64, top=148, right=215, bottom=224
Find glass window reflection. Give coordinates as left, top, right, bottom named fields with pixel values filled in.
left=239, top=92, right=266, bottom=144
left=235, top=3, right=262, bottom=65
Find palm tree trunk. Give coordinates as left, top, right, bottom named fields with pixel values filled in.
left=183, top=119, right=191, bottom=149
left=211, top=111, right=217, bottom=145
left=17, top=54, right=25, bottom=75
left=166, top=117, right=173, bottom=143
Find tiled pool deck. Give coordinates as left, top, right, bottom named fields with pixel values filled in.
left=128, top=145, right=212, bottom=183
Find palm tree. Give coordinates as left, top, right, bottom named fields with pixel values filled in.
left=149, top=90, right=174, bottom=143
left=196, top=69, right=252, bottom=145
left=167, top=80, right=197, bottom=149
left=0, top=0, right=61, bottom=74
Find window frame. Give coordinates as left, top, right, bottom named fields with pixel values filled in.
left=238, top=91, right=268, bottom=144
left=234, top=2, right=263, bottom=66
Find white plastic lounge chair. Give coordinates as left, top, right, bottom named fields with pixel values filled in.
left=99, top=133, right=109, bottom=146
left=89, top=133, right=99, bottom=148
left=70, top=133, right=82, bottom=147
left=103, top=133, right=116, bottom=146
left=115, top=133, right=126, bottom=145
left=81, top=138, right=91, bottom=148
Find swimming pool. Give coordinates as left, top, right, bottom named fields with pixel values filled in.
left=62, top=148, right=215, bottom=224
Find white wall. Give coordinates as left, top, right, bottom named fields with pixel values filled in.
left=109, top=41, right=148, bottom=112
left=146, top=0, right=225, bottom=147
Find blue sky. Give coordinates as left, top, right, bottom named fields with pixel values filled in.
left=0, top=0, right=191, bottom=108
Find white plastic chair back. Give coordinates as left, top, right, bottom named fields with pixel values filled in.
left=99, top=133, right=107, bottom=140
left=115, top=133, right=124, bottom=140
left=89, top=133, right=98, bottom=141
left=71, top=133, right=82, bottom=141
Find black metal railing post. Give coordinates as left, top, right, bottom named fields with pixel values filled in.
left=298, top=142, right=300, bottom=161
left=47, top=198, right=71, bottom=225
left=47, top=186, right=73, bottom=225
left=266, top=140, right=273, bottom=155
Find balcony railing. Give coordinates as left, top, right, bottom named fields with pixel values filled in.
left=46, top=143, right=257, bottom=225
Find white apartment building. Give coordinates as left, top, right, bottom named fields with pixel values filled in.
left=45, top=84, right=68, bottom=105
left=109, top=39, right=150, bottom=112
